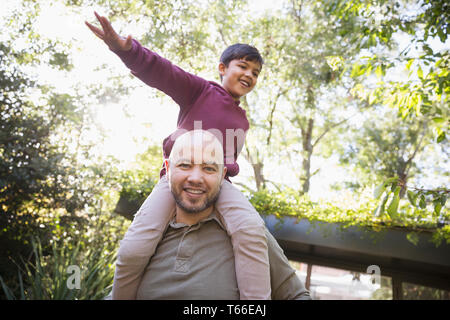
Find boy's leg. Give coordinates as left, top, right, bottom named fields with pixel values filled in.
left=112, top=175, right=175, bottom=299
left=216, top=180, right=271, bottom=300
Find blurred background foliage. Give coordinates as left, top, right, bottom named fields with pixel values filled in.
left=0, top=0, right=448, bottom=299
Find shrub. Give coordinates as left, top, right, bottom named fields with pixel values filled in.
left=0, top=237, right=116, bottom=300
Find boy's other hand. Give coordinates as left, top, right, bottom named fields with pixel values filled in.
left=85, top=11, right=132, bottom=51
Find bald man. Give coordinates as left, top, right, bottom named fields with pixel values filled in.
left=126, top=130, right=311, bottom=300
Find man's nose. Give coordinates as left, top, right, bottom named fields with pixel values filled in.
left=186, top=165, right=204, bottom=183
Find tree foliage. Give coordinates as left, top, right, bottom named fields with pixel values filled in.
left=329, top=0, right=449, bottom=141
left=0, top=1, right=129, bottom=298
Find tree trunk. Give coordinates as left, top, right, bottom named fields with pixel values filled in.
left=252, top=162, right=266, bottom=191
left=301, top=152, right=312, bottom=194
left=397, top=170, right=408, bottom=199
left=398, top=121, right=427, bottom=198
left=300, top=118, right=314, bottom=195
left=305, top=263, right=312, bottom=291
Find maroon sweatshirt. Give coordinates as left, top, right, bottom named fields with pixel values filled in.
left=112, top=39, right=249, bottom=180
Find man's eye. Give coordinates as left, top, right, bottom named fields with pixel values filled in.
left=204, top=166, right=216, bottom=172
left=179, top=163, right=191, bottom=168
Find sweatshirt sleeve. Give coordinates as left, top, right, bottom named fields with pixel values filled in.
left=111, top=39, right=208, bottom=109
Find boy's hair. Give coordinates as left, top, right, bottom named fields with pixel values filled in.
left=219, top=43, right=264, bottom=80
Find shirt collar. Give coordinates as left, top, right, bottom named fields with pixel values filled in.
left=210, top=81, right=241, bottom=106
left=169, top=209, right=225, bottom=230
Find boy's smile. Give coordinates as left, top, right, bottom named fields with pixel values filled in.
left=219, top=59, right=261, bottom=101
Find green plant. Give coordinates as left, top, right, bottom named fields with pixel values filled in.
left=373, top=176, right=448, bottom=219
left=0, top=237, right=116, bottom=300
left=248, top=187, right=449, bottom=246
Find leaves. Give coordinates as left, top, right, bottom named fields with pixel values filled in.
left=386, top=186, right=401, bottom=218
left=0, top=237, right=116, bottom=300
left=0, top=1, right=130, bottom=300
left=407, top=190, right=418, bottom=207
left=406, top=59, right=414, bottom=70
left=339, top=0, right=449, bottom=142
left=419, top=194, right=427, bottom=209
left=375, top=65, right=383, bottom=79
left=247, top=185, right=449, bottom=249
left=436, top=131, right=446, bottom=143
left=373, top=193, right=389, bottom=218
left=434, top=200, right=442, bottom=215
left=417, top=66, right=424, bottom=79
left=406, top=232, right=420, bottom=246
left=374, top=181, right=386, bottom=199
left=375, top=176, right=449, bottom=224
left=326, top=56, right=344, bottom=71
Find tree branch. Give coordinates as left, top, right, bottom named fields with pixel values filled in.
left=404, top=120, right=428, bottom=178
left=311, top=101, right=372, bottom=148
left=233, top=181, right=256, bottom=193
left=266, top=87, right=290, bottom=146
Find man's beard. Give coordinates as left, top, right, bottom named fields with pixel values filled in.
left=172, top=185, right=222, bottom=214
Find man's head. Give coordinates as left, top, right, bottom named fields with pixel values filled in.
left=218, top=43, right=264, bottom=101
left=167, top=130, right=227, bottom=216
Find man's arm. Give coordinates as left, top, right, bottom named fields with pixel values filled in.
left=266, top=229, right=312, bottom=300
left=86, top=12, right=208, bottom=109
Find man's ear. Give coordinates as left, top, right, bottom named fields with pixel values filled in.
left=164, top=160, right=169, bottom=174
left=221, top=166, right=227, bottom=184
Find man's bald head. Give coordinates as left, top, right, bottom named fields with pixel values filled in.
left=168, top=130, right=224, bottom=170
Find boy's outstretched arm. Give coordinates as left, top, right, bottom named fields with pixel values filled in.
left=86, top=12, right=208, bottom=110
left=85, top=11, right=132, bottom=52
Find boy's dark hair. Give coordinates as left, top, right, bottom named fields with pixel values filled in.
left=220, top=43, right=264, bottom=78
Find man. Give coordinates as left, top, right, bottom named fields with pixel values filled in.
left=131, top=130, right=311, bottom=300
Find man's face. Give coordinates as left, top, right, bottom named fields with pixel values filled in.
left=219, top=58, right=261, bottom=100
left=168, top=155, right=226, bottom=214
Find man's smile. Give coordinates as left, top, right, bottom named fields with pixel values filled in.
left=183, top=187, right=207, bottom=199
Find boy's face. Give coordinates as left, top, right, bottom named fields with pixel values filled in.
left=219, top=58, right=261, bottom=101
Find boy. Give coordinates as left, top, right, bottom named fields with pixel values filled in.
left=86, top=11, right=270, bottom=300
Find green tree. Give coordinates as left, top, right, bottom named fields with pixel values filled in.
left=329, top=0, right=449, bottom=142
left=265, top=0, right=369, bottom=195
left=327, top=0, right=449, bottom=214
left=0, top=1, right=129, bottom=298
left=0, top=2, right=79, bottom=287
left=338, top=110, right=433, bottom=198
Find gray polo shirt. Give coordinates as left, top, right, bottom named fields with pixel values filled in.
left=136, top=211, right=311, bottom=300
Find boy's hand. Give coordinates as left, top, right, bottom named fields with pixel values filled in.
left=85, top=11, right=132, bottom=51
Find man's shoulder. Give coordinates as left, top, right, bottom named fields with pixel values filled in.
left=265, top=227, right=289, bottom=264
left=265, top=228, right=278, bottom=246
